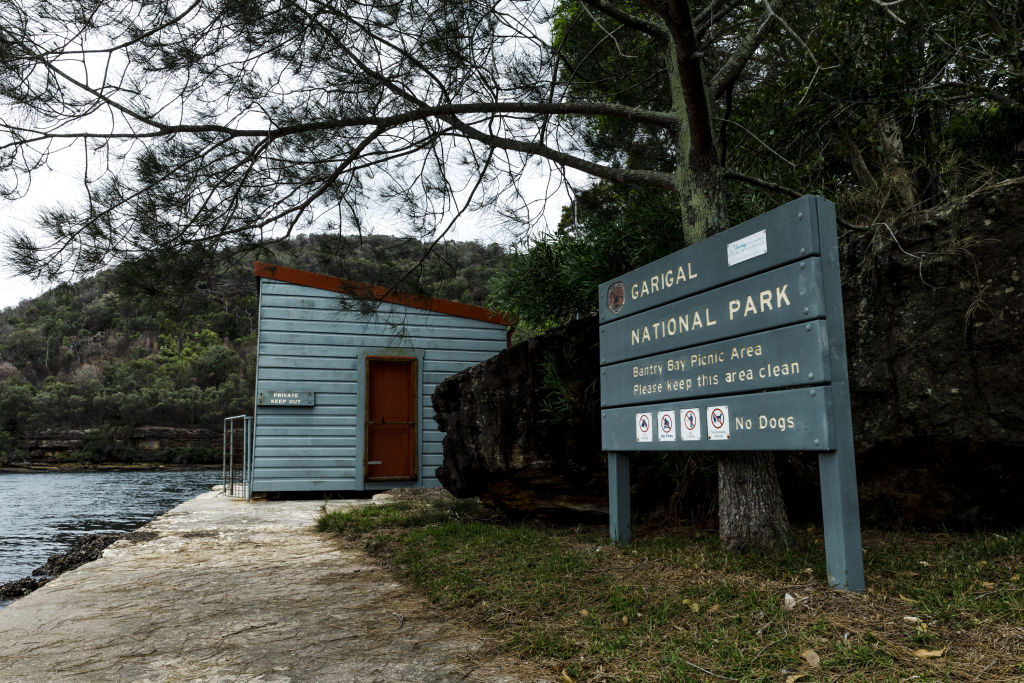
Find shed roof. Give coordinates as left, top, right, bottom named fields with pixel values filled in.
left=254, top=261, right=516, bottom=327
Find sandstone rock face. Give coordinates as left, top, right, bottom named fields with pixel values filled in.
left=434, top=179, right=1024, bottom=526
left=432, top=317, right=606, bottom=515
left=836, top=178, right=1024, bottom=526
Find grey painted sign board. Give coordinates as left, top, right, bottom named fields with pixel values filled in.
left=599, top=196, right=864, bottom=592
left=601, top=386, right=833, bottom=451
left=599, top=258, right=825, bottom=365
left=256, top=390, right=315, bottom=406
left=600, top=320, right=831, bottom=408
left=598, top=195, right=822, bottom=324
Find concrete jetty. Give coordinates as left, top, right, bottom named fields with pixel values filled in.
left=0, top=490, right=549, bottom=681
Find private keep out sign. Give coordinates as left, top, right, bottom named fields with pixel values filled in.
left=598, top=195, right=865, bottom=590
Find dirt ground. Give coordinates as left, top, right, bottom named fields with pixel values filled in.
left=0, top=490, right=553, bottom=682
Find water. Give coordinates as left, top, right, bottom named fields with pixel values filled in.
left=0, top=470, right=218, bottom=606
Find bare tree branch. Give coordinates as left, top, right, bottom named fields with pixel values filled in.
left=711, top=1, right=779, bottom=100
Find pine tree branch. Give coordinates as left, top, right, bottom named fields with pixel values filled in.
left=579, top=0, right=669, bottom=43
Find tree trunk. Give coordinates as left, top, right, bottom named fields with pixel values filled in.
left=717, top=453, right=790, bottom=552
left=660, top=0, right=790, bottom=552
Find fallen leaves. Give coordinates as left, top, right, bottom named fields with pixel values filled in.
left=912, top=646, right=948, bottom=659
left=800, top=649, right=821, bottom=668
left=784, top=592, right=810, bottom=611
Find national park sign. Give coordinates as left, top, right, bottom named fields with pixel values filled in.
left=598, top=195, right=865, bottom=591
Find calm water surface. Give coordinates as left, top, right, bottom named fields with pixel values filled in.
left=0, top=470, right=217, bottom=605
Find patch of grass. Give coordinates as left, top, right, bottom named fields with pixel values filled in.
left=319, top=497, right=1024, bottom=681
left=315, top=494, right=479, bottom=536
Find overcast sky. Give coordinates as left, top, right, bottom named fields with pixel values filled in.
left=0, top=163, right=577, bottom=312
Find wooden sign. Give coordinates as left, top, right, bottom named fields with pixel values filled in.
left=600, top=320, right=831, bottom=407
left=599, top=195, right=822, bottom=323
left=600, top=258, right=825, bottom=365
left=598, top=196, right=864, bottom=592
left=601, top=387, right=833, bottom=451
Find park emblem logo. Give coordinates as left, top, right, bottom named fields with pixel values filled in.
left=606, top=281, right=625, bottom=314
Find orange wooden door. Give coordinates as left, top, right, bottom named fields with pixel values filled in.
left=365, top=356, right=417, bottom=481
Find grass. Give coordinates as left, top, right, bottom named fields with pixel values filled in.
left=318, top=494, right=1024, bottom=682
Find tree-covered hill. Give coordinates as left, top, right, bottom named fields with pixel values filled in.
left=0, top=235, right=506, bottom=466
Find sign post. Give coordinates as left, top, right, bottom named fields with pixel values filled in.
left=598, top=196, right=865, bottom=591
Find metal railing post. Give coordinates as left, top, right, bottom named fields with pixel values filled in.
left=222, top=415, right=253, bottom=499
left=228, top=421, right=235, bottom=497
left=243, top=417, right=251, bottom=501
left=242, top=416, right=249, bottom=499
left=222, top=419, right=228, bottom=494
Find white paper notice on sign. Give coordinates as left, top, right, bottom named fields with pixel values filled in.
left=679, top=408, right=701, bottom=441
left=635, top=412, right=653, bottom=443
left=707, top=405, right=730, bottom=440
left=657, top=410, right=677, bottom=441
left=726, top=229, right=768, bottom=266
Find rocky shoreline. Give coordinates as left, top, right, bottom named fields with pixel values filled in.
left=0, top=531, right=158, bottom=603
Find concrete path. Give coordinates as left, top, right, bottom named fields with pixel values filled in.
left=0, top=490, right=551, bottom=682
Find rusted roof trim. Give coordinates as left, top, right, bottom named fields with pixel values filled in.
left=254, top=261, right=516, bottom=327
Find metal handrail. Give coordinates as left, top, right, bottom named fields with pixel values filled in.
left=222, top=415, right=253, bottom=500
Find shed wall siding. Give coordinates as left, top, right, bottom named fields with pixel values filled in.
left=251, top=280, right=506, bottom=492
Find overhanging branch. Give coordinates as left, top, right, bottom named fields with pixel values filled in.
left=579, top=0, right=669, bottom=43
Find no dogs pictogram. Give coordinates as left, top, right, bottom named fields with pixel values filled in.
left=707, top=405, right=730, bottom=440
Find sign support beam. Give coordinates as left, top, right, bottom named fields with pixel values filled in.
left=818, top=450, right=864, bottom=590
left=608, top=452, right=631, bottom=546
left=813, top=200, right=865, bottom=591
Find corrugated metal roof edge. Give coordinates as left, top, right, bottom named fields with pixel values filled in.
left=253, top=261, right=517, bottom=329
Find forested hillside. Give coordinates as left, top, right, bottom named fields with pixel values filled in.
left=0, top=235, right=505, bottom=466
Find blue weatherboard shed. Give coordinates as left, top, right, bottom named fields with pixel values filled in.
left=250, top=261, right=514, bottom=492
